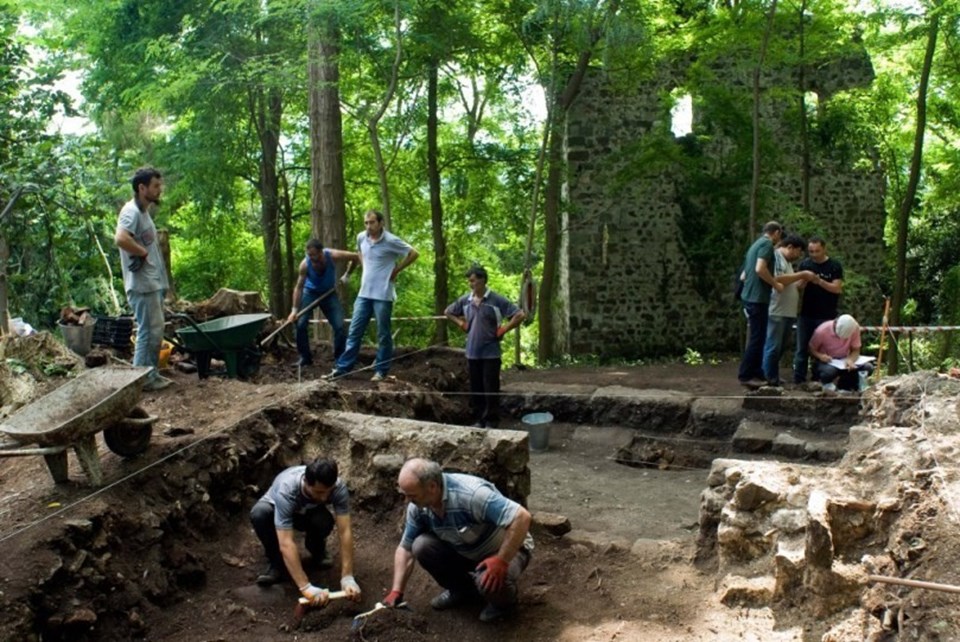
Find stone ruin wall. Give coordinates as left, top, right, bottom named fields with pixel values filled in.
left=559, top=53, right=886, bottom=359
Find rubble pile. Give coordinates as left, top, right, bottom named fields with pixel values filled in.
left=698, top=371, right=960, bottom=638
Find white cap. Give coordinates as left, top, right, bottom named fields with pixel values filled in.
left=835, top=314, right=859, bottom=339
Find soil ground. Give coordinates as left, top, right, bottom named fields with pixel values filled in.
left=0, top=343, right=850, bottom=641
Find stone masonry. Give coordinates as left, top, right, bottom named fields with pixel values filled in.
left=559, top=47, right=885, bottom=358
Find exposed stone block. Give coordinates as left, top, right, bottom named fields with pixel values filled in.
left=772, top=432, right=807, bottom=459
left=531, top=511, right=572, bottom=537
left=732, top=419, right=776, bottom=453
left=718, top=575, right=774, bottom=607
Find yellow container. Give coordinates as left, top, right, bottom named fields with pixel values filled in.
left=159, top=341, right=173, bottom=368
left=131, top=334, right=173, bottom=369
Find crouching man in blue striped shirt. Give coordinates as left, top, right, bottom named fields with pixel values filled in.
left=382, top=458, right=533, bottom=622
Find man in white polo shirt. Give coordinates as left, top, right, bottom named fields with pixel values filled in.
left=329, top=210, right=418, bottom=381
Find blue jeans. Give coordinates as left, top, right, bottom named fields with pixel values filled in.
left=793, top=316, right=830, bottom=383
left=295, top=290, right=346, bottom=363
left=129, top=289, right=165, bottom=381
left=738, top=301, right=768, bottom=382
left=335, top=297, right=393, bottom=376
left=762, top=316, right=794, bottom=383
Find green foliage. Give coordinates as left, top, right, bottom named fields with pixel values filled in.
left=170, top=203, right=268, bottom=300
left=3, top=0, right=960, bottom=369
left=683, top=347, right=704, bottom=366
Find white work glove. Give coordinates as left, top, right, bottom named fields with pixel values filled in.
left=299, top=582, right=329, bottom=606
left=341, top=574, right=362, bottom=601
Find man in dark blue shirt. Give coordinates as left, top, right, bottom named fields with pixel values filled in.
left=288, top=239, right=359, bottom=367
left=445, top=265, right=525, bottom=428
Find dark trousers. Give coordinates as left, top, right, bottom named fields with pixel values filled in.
left=793, top=316, right=831, bottom=383
left=250, top=499, right=334, bottom=569
left=738, top=301, right=768, bottom=382
left=411, top=533, right=530, bottom=607
left=295, top=290, right=346, bottom=364
left=468, top=358, right=502, bottom=427
left=813, top=361, right=875, bottom=391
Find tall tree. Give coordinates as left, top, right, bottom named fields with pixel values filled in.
left=511, top=0, right=623, bottom=361
left=888, top=2, right=940, bottom=374
left=749, top=0, right=778, bottom=232
left=308, top=0, right=347, bottom=258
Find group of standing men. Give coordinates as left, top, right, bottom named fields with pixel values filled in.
left=737, top=221, right=867, bottom=391
left=290, top=212, right=523, bottom=428
left=116, top=166, right=522, bottom=422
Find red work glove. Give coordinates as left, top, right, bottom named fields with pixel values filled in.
left=383, top=589, right=404, bottom=608
left=495, top=326, right=507, bottom=340
left=476, top=555, right=509, bottom=593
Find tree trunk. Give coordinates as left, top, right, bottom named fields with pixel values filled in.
left=798, top=0, right=810, bottom=213
left=309, top=16, right=347, bottom=258
left=253, top=86, right=285, bottom=318
left=427, top=62, right=448, bottom=345
left=281, top=169, right=295, bottom=298
left=535, top=0, right=621, bottom=362
left=888, top=8, right=939, bottom=375
left=366, top=0, right=403, bottom=228
left=749, top=0, right=778, bottom=231
left=538, top=127, right=563, bottom=362
left=157, top=229, right=176, bottom=303
left=0, top=233, right=8, bottom=334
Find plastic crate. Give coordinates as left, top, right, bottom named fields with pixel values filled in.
left=93, top=315, right=135, bottom=349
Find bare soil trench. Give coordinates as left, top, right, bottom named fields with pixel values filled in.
left=0, top=347, right=854, bottom=641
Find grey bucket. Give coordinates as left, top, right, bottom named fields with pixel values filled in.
left=522, top=412, right=554, bottom=452
left=59, top=322, right=95, bottom=356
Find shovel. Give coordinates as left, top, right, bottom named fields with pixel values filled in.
left=261, top=259, right=355, bottom=349
left=259, top=287, right=335, bottom=349
left=350, top=599, right=411, bottom=633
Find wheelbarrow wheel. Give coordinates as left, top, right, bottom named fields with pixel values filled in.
left=104, top=406, right=155, bottom=457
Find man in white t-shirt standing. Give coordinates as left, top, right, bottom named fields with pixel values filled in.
left=762, top=235, right=816, bottom=386
left=329, top=210, right=418, bottom=381
left=114, top=167, right=171, bottom=392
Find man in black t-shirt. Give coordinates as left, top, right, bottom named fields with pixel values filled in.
left=793, top=236, right=844, bottom=383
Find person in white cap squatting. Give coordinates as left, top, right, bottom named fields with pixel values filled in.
left=807, top=314, right=872, bottom=392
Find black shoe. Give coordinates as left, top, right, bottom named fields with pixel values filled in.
left=430, top=589, right=473, bottom=610
left=256, top=564, right=287, bottom=586
left=479, top=601, right=517, bottom=622
left=739, top=378, right=766, bottom=389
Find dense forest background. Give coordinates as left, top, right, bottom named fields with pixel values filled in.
left=1, top=0, right=959, bottom=368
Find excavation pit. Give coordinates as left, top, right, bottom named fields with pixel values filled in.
left=2, top=348, right=956, bottom=640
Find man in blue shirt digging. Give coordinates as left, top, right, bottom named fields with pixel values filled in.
left=381, top=458, right=534, bottom=623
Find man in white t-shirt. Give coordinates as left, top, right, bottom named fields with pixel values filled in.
left=762, top=235, right=817, bottom=385
left=329, top=210, right=418, bottom=381
left=114, top=167, right=171, bottom=392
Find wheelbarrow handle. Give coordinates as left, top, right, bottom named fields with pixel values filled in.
left=169, top=312, right=226, bottom=355
left=260, top=286, right=336, bottom=348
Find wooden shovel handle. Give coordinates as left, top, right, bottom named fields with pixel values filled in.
left=298, top=590, right=347, bottom=605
